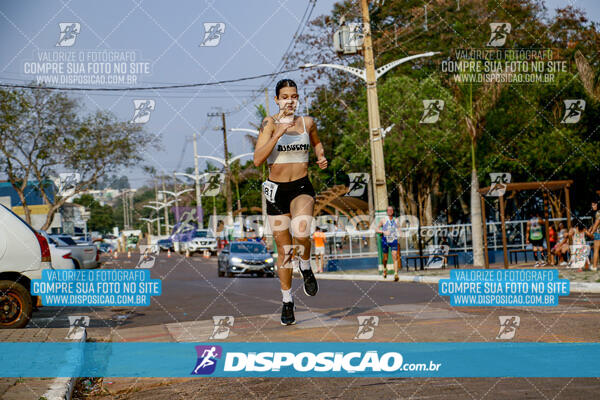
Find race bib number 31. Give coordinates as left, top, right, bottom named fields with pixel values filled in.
left=263, top=181, right=278, bottom=203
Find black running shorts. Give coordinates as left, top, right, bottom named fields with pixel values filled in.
left=264, top=175, right=316, bottom=215
left=530, top=239, right=544, bottom=247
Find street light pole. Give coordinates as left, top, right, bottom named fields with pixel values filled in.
left=263, top=88, right=269, bottom=233
left=140, top=217, right=162, bottom=236
left=144, top=205, right=161, bottom=237
left=161, top=176, right=170, bottom=235
left=360, top=0, right=387, bottom=222
left=192, top=132, right=204, bottom=229
left=300, top=58, right=439, bottom=226
left=145, top=201, right=174, bottom=237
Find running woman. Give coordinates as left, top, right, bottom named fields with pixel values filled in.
left=526, top=211, right=545, bottom=267
left=253, top=79, right=327, bottom=325
left=376, top=206, right=400, bottom=281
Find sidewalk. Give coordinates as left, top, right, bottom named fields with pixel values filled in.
left=0, top=327, right=86, bottom=400
left=316, top=261, right=600, bottom=293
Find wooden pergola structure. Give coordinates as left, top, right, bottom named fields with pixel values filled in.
left=313, top=184, right=371, bottom=229
left=477, top=180, right=573, bottom=269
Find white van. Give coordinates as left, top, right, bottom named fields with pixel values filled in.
left=0, top=204, right=53, bottom=328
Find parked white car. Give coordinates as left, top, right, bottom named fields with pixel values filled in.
left=0, top=204, right=53, bottom=328
left=48, top=243, right=75, bottom=270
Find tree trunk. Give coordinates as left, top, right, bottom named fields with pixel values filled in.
left=235, top=182, right=242, bottom=211
left=16, top=190, right=32, bottom=225
left=41, top=203, right=62, bottom=231
left=417, top=186, right=433, bottom=226
left=470, top=169, right=485, bottom=267
left=446, top=192, right=453, bottom=224
left=548, top=191, right=562, bottom=228
left=398, top=180, right=417, bottom=217
left=398, top=181, right=407, bottom=216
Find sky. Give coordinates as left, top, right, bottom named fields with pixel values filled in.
left=0, top=0, right=598, bottom=189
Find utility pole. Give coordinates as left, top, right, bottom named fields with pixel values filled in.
left=208, top=111, right=233, bottom=225
left=360, top=0, right=389, bottom=221
left=192, top=132, right=204, bottom=229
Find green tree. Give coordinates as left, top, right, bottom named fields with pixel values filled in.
left=0, top=86, right=159, bottom=230
left=72, top=194, right=115, bottom=233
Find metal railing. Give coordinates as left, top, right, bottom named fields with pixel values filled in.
left=308, top=217, right=592, bottom=259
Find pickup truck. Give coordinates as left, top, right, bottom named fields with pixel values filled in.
left=0, top=203, right=53, bottom=328
left=43, top=233, right=99, bottom=269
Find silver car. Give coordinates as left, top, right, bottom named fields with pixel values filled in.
left=217, top=241, right=275, bottom=277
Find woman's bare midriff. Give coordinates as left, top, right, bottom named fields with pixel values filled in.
left=267, top=162, right=308, bottom=182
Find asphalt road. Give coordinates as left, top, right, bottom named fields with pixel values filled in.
left=30, top=253, right=445, bottom=330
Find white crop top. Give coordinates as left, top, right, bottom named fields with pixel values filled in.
left=267, top=115, right=310, bottom=164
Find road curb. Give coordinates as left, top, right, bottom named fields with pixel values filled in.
left=316, top=273, right=441, bottom=284
left=42, top=328, right=87, bottom=400
left=569, top=281, right=600, bottom=294
left=316, top=273, right=600, bottom=293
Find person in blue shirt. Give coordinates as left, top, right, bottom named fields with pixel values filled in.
left=376, top=206, right=400, bottom=281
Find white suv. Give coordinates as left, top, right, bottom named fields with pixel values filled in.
left=185, top=229, right=218, bottom=255
left=0, top=204, right=53, bottom=328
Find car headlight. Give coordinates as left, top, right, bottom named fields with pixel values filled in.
left=230, top=257, right=242, bottom=264
left=265, top=257, right=274, bottom=263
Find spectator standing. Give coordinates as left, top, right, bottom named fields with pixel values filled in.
left=552, top=222, right=568, bottom=266
left=313, top=226, right=326, bottom=273
left=526, top=211, right=546, bottom=267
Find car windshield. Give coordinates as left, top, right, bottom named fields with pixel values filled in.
left=230, top=243, right=266, bottom=254
left=194, top=231, right=213, bottom=238
left=54, top=236, right=77, bottom=246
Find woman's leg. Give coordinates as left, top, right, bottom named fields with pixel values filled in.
left=289, top=194, right=315, bottom=263
left=290, top=194, right=319, bottom=296
left=268, top=214, right=293, bottom=290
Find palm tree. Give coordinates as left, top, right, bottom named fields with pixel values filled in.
left=229, top=159, right=261, bottom=211
left=248, top=104, right=268, bottom=219
left=452, top=78, right=504, bottom=267
left=575, top=50, right=600, bottom=102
